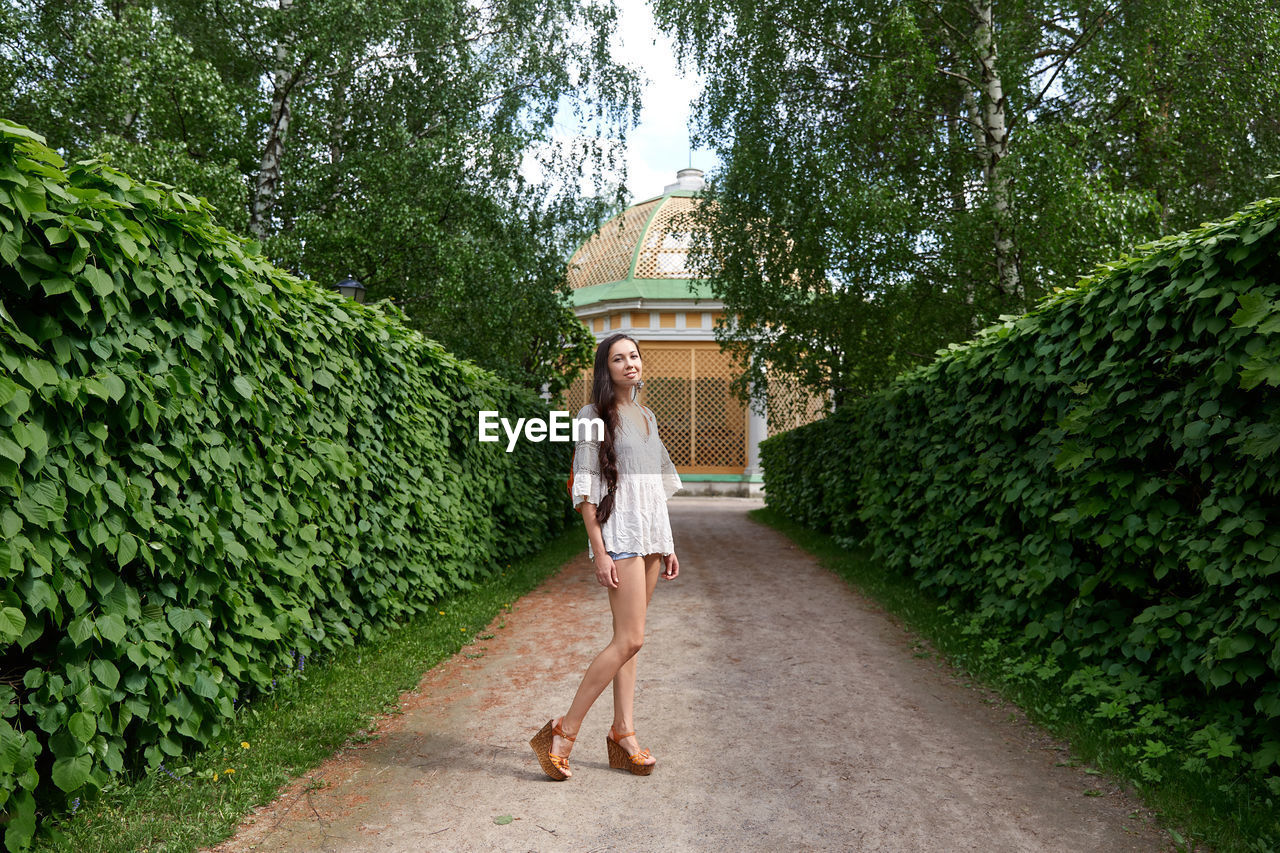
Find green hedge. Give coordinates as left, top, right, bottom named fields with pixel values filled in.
left=762, top=197, right=1280, bottom=815
left=0, top=120, right=573, bottom=849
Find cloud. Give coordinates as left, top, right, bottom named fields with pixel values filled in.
left=611, top=0, right=718, bottom=202
left=524, top=0, right=719, bottom=206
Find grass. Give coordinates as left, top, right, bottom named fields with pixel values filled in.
left=30, top=522, right=585, bottom=853
left=749, top=505, right=1277, bottom=853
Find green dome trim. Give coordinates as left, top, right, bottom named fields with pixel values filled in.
left=571, top=278, right=715, bottom=308
left=567, top=189, right=708, bottom=295
left=625, top=192, right=668, bottom=280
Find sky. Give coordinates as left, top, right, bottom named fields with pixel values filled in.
left=524, top=0, right=720, bottom=208
left=607, top=0, right=719, bottom=204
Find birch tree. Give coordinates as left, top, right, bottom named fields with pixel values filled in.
left=653, top=0, right=1280, bottom=405
left=248, top=0, right=296, bottom=240
left=2, top=0, right=638, bottom=393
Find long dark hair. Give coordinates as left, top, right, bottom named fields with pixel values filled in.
left=590, top=332, right=641, bottom=525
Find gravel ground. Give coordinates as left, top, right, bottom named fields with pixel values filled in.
left=208, top=497, right=1175, bottom=853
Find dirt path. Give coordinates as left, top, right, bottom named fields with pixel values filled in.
left=209, top=497, right=1174, bottom=852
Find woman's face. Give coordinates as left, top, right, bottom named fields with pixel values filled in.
left=608, top=338, right=642, bottom=392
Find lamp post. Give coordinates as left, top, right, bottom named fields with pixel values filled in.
left=332, top=277, right=366, bottom=303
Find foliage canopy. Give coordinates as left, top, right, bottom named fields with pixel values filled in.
left=653, top=0, right=1280, bottom=407
left=2, top=0, right=642, bottom=394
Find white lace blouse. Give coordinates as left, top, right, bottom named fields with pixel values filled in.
left=571, top=403, right=682, bottom=560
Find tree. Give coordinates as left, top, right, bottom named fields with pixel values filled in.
left=652, top=0, right=1280, bottom=408
left=2, top=0, right=637, bottom=393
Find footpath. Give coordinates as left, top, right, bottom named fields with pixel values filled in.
left=208, top=497, right=1175, bottom=852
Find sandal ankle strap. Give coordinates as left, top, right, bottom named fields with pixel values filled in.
left=553, top=720, right=577, bottom=741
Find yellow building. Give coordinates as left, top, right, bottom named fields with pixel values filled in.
left=560, top=169, right=827, bottom=496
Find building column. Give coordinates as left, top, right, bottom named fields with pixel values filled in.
left=744, top=376, right=768, bottom=481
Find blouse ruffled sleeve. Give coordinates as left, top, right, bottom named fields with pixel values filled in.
left=571, top=404, right=606, bottom=511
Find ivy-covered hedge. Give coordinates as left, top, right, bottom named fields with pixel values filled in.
left=0, top=120, right=573, bottom=848
left=762, top=198, right=1280, bottom=807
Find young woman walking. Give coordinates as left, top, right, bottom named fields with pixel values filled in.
left=529, top=332, right=682, bottom=780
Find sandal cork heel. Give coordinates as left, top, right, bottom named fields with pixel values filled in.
left=606, top=725, right=655, bottom=776
left=530, top=718, right=576, bottom=780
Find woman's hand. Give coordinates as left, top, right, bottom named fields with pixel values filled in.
left=594, top=554, right=619, bottom=588
left=662, top=551, right=679, bottom=580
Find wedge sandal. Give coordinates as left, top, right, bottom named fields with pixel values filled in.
left=530, top=717, right=576, bottom=780
left=606, top=724, right=655, bottom=776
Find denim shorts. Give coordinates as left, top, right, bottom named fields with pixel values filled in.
left=607, top=549, right=641, bottom=559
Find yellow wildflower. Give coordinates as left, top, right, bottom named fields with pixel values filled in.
left=241, top=741, right=250, bottom=749
left=225, top=768, right=235, bottom=775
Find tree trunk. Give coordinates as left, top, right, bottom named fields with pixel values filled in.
left=249, top=0, right=295, bottom=240
left=961, top=83, right=983, bottom=313
left=321, top=74, right=348, bottom=218
left=970, top=0, right=1021, bottom=302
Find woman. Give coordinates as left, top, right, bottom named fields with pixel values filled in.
left=529, top=333, right=682, bottom=780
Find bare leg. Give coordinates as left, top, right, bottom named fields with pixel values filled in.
left=550, top=554, right=657, bottom=772
left=610, top=554, right=661, bottom=763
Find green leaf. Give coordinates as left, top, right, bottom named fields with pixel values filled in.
left=91, top=659, right=120, bottom=690
left=1240, top=358, right=1280, bottom=390
left=1053, top=441, right=1093, bottom=472
left=96, top=612, right=128, bottom=644
left=1183, top=420, right=1211, bottom=442
left=1241, top=424, right=1280, bottom=458
left=0, top=228, right=20, bottom=264
left=18, top=359, right=59, bottom=389
left=192, top=671, right=220, bottom=699
left=0, top=433, right=25, bottom=465
left=51, top=752, right=92, bottom=791
left=67, top=614, right=95, bottom=646
left=41, top=276, right=74, bottom=296
left=83, top=378, right=110, bottom=401
left=0, top=120, right=47, bottom=142
left=0, top=374, right=18, bottom=407
left=12, top=188, right=48, bottom=218
left=232, top=376, right=254, bottom=399
left=100, top=373, right=127, bottom=401
left=16, top=480, right=67, bottom=525
left=82, top=265, right=115, bottom=296
left=68, top=711, right=96, bottom=743
left=1231, top=292, right=1273, bottom=329
left=18, top=577, right=53, bottom=615
left=167, top=608, right=202, bottom=633
left=15, top=420, right=48, bottom=460
left=224, top=538, right=248, bottom=561
left=0, top=723, right=27, bottom=775
left=117, top=533, right=138, bottom=567
left=3, top=787, right=37, bottom=849
left=0, top=607, right=25, bottom=643
left=0, top=508, right=22, bottom=537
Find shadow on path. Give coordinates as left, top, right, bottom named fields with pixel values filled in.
left=208, top=497, right=1173, bottom=853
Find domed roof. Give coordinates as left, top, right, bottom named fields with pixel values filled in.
left=567, top=169, right=714, bottom=307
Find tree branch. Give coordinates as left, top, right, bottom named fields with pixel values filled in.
left=936, top=66, right=980, bottom=87
left=1021, top=0, right=1125, bottom=119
